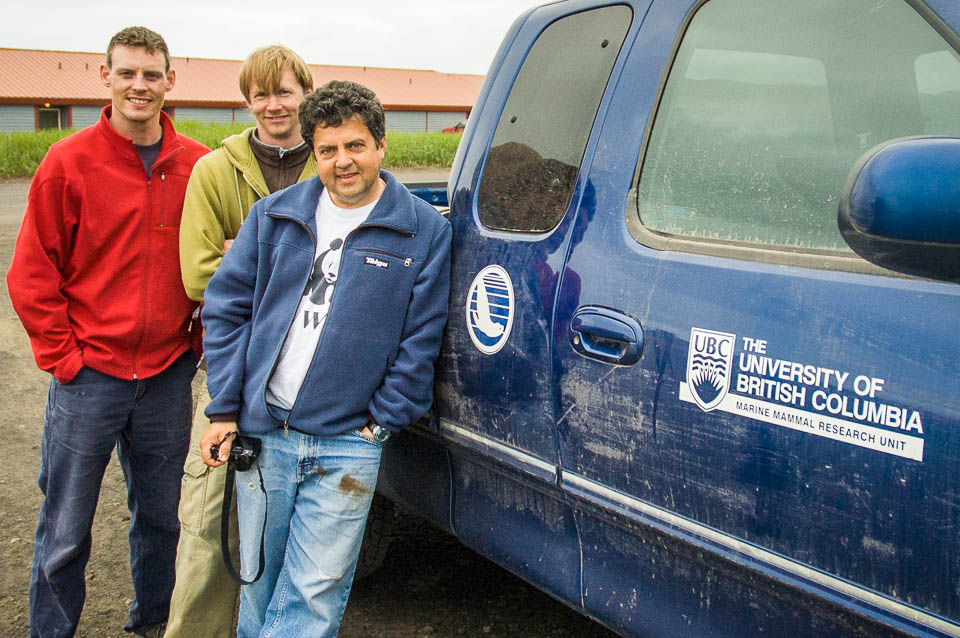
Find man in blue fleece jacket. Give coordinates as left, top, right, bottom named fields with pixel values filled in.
left=197, top=80, right=451, bottom=638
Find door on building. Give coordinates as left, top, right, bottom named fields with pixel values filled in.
left=37, top=107, right=62, bottom=130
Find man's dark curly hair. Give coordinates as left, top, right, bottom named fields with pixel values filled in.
left=299, top=81, right=386, bottom=149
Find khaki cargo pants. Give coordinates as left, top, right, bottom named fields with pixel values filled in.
left=165, top=375, right=240, bottom=638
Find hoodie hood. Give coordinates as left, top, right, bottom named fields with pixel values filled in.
left=220, top=128, right=267, bottom=199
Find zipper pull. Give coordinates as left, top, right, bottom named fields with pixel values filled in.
left=159, top=172, right=168, bottom=227
left=283, top=420, right=289, bottom=436
left=404, top=258, right=413, bottom=267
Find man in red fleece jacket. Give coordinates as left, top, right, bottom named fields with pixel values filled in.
left=6, top=26, right=208, bottom=638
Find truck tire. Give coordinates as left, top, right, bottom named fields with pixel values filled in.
left=355, top=492, right=399, bottom=580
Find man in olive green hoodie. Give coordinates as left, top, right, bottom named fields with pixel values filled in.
left=166, top=45, right=316, bottom=638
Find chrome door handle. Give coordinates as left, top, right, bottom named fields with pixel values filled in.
left=570, top=306, right=643, bottom=366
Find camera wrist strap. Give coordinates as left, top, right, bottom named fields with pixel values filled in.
left=221, top=463, right=267, bottom=585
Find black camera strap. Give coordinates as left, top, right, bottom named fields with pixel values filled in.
left=220, top=458, right=268, bottom=585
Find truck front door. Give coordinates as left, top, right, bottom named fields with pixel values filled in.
left=435, top=2, right=635, bottom=606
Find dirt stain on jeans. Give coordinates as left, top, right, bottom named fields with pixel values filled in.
left=338, top=474, right=369, bottom=497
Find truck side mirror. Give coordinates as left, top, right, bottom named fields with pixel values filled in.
left=838, top=136, right=960, bottom=283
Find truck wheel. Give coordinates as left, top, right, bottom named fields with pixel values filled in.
left=355, top=493, right=399, bottom=580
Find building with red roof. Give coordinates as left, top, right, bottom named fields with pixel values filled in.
left=0, top=48, right=481, bottom=132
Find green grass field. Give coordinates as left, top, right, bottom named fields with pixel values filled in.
left=0, top=121, right=461, bottom=178
left=0, top=129, right=74, bottom=178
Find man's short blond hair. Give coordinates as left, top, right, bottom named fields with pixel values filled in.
left=239, top=45, right=313, bottom=102
left=107, top=26, right=170, bottom=72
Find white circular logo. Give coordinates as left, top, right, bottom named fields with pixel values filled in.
left=466, top=265, right=514, bottom=355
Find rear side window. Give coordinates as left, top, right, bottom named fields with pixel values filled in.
left=636, top=0, right=960, bottom=253
left=478, top=5, right=631, bottom=233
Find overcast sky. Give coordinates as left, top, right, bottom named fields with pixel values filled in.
left=2, top=0, right=547, bottom=75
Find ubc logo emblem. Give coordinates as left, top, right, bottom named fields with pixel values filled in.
left=466, top=265, right=514, bottom=355
left=687, top=328, right=736, bottom=412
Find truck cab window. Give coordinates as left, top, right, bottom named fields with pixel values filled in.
left=636, top=0, right=960, bottom=253
left=478, top=5, right=631, bottom=233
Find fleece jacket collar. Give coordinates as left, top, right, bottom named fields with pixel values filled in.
left=264, top=170, right=419, bottom=238
left=97, top=105, right=184, bottom=171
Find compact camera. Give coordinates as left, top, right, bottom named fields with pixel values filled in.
left=210, top=434, right=261, bottom=472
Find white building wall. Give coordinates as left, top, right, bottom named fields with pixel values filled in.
left=427, top=111, right=468, bottom=132
left=174, top=107, right=236, bottom=123
left=0, top=105, right=469, bottom=133
left=71, top=106, right=103, bottom=129
left=386, top=111, right=427, bottom=132
left=0, top=105, right=36, bottom=131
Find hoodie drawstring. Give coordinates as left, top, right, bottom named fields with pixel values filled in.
left=234, top=168, right=244, bottom=215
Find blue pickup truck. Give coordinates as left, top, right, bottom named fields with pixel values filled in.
left=376, top=0, right=960, bottom=635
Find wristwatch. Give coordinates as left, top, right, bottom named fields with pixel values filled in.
left=367, top=423, right=391, bottom=443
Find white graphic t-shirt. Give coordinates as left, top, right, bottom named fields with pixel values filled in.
left=266, top=187, right=377, bottom=410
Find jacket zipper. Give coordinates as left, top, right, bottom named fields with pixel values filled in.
left=130, top=146, right=183, bottom=379
left=362, top=248, right=415, bottom=267
left=158, top=172, right=167, bottom=226
left=263, top=211, right=317, bottom=435
left=241, top=169, right=267, bottom=204
left=132, top=171, right=154, bottom=379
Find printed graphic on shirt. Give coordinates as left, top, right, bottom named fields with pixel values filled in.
left=265, top=189, right=374, bottom=410
left=302, top=238, right=343, bottom=330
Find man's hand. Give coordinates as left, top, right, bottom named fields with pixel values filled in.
left=222, top=238, right=234, bottom=253
left=200, top=420, right=238, bottom=467
left=359, top=425, right=375, bottom=441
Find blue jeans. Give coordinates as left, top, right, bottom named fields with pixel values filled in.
left=29, top=351, right=196, bottom=637
left=235, top=424, right=382, bottom=638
